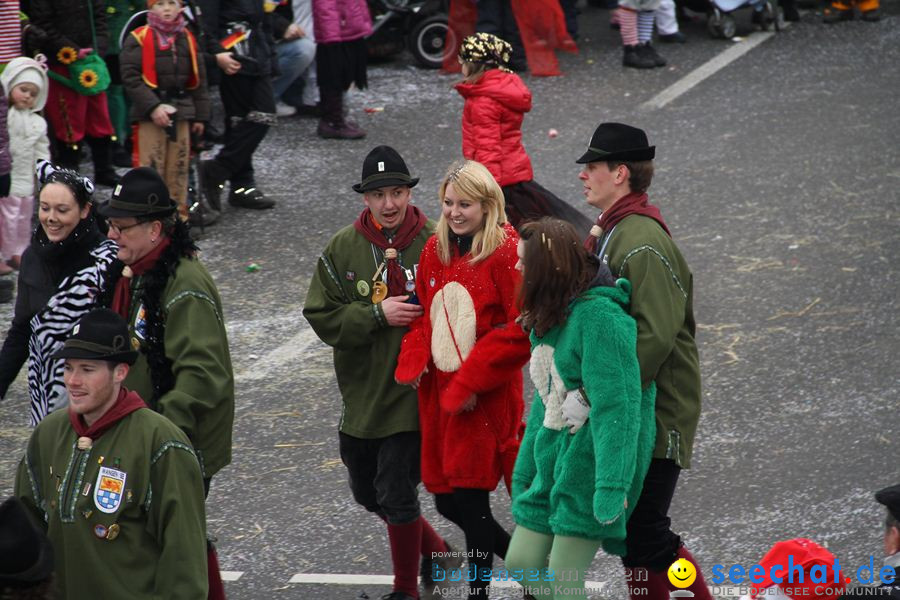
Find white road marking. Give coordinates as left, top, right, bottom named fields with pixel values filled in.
left=234, top=325, right=323, bottom=382
left=641, top=28, right=789, bottom=111
left=288, top=574, right=395, bottom=585
left=233, top=572, right=743, bottom=598
left=278, top=574, right=744, bottom=598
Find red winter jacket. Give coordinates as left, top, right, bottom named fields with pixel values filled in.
left=395, top=225, right=531, bottom=493
left=456, top=69, right=534, bottom=187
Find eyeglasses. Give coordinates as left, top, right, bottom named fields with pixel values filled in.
left=107, top=221, right=145, bottom=235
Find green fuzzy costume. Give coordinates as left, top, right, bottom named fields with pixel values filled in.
left=511, top=279, right=655, bottom=555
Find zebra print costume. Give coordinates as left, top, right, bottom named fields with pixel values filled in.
left=26, top=239, right=118, bottom=425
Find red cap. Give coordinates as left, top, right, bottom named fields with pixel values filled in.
left=751, top=539, right=846, bottom=600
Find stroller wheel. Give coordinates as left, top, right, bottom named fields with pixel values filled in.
left=720, top=14, right=737, bottom=38
left=409, top=13, right=452, bottom=69
left=706, top=9, right=721, bottom=37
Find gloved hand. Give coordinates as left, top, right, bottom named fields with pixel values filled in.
left=593, top=486, right=628, bottom=529
left=561, top=388, right=590, bottom=434
left=0, top=173, right=10, bottom=197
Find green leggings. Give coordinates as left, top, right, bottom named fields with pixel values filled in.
left=505, top=526, right=603, bottom=599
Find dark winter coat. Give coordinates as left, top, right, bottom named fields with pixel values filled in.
left=195, top=0, right=276, bottom=77
left=0, top=221, right=107, bottom=400
left=120, top=27, right=211, bottom=122
left=28, top=0, right=109, bottom=65
left=456, top=69, right=534, bottom=187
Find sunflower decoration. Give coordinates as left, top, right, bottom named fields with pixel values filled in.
left=57, top=46, right=77, bottom=65
left=78, top=68, right=99, bottom=89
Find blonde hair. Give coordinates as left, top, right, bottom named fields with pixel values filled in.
left=460, top=61, right=489, bottom=85
left=436, top=160, right=507, bottom=265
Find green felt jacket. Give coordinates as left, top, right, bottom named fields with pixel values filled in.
left=511, top=281, right=655, bottom=553
left=303, top=220, right=435, bottom=439
left=123, top=256, right=234, bottom=479
left=15, top=402, right=208, bottom=599
left=598, top=213, right=701, bottom=468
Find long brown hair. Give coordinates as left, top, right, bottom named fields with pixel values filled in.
left=517, top=218, right=607, bottom=337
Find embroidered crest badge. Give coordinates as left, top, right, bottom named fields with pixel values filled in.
left=133, top=305, right=148, bottom=340
left=94, top=466, right=127, bottom=514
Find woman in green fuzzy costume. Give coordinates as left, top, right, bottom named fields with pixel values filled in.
left=505, top=218, right=656, bottom=600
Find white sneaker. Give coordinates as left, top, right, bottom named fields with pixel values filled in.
left=275, top=102, right=297, bottom=117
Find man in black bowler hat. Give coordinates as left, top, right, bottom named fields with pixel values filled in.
left=97, top=167, right=234, bottom=495
left=577, top=122, right=709, bottom=600
left=14, top=308, right=208, bottom=599
left=304, top=146, right=460, bottom=600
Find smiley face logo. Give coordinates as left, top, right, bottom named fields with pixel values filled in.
left=668, top=558, right=696, bottom=588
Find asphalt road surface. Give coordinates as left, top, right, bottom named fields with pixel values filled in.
left=1, top=2, right=898, bottom=598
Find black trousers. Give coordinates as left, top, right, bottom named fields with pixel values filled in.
left=475, top=0, right=526, bottom=64
left=216, top=72, right=275, bottom=188
left=434, top=489, right=510, bottom=599
left=338, top=431, right=422, bottom=525
left=622, top=458, right=684, bottom=571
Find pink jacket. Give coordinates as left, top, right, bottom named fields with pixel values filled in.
left=456, top=69, right=534, bottom=187
left=312, top=0, right=372, bottom=44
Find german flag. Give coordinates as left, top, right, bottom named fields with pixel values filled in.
left=220, top=30, right=249, bottom=50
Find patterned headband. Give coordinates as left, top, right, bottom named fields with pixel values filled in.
left=458, top=32, right=513, bottom=72
left=36, top=159, right=95, bottom=205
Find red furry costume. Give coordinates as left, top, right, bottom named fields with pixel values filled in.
left=395, top=225, right=530, bottom=494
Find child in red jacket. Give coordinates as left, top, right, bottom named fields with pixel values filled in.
left=455, top=33, right=592, bottom=239
left=395, top=160, right=531, bottom=600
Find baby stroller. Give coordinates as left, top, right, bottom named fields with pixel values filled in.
left=679, top=0, right=784, bottom=37
left=367, top=0, right=452, bottom=68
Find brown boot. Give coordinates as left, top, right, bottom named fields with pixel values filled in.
left=317, top=89, right=366, bottom=139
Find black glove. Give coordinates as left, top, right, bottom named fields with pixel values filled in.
left=0, top=173, right=10, bottom=197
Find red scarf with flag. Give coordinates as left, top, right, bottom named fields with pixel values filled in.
left=353, top=205, right=428, bottom=297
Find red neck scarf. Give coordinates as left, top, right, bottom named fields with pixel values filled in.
left=111, top=237, right=171, bottom=319
left=585, top=192, right=671, bottom=253
left=148, top=11, right=186, bottom=48
left=69, top=388, right=147, bottom=440
left=353, top=205, right=428, bottom=297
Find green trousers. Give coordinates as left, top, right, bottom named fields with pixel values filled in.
left=505, top=526, right=604, bottom=599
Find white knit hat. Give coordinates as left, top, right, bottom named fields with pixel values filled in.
left=1, top=57, right=49, bottom=111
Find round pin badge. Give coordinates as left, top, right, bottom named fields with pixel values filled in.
left=106, top=523, right=121, bottom=541
left=93, top=524, right=108, bottom=539
left=429, top=277, right=435, bottom=288
left=405, top=280, right=416, bottom=293
left=357, top=280, right=370, bottom=297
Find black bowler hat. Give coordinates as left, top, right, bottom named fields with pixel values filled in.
left=352, top=145, right=419, bottom=193
left=52, top=308, right=139, bottom=365
left=97, top=167, right=177, bottom=218
left=876, top=484, right=900, bottom=523
left=575, top=122, right=656, bottom=164
left=0, top=497, right=54, bottom=586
